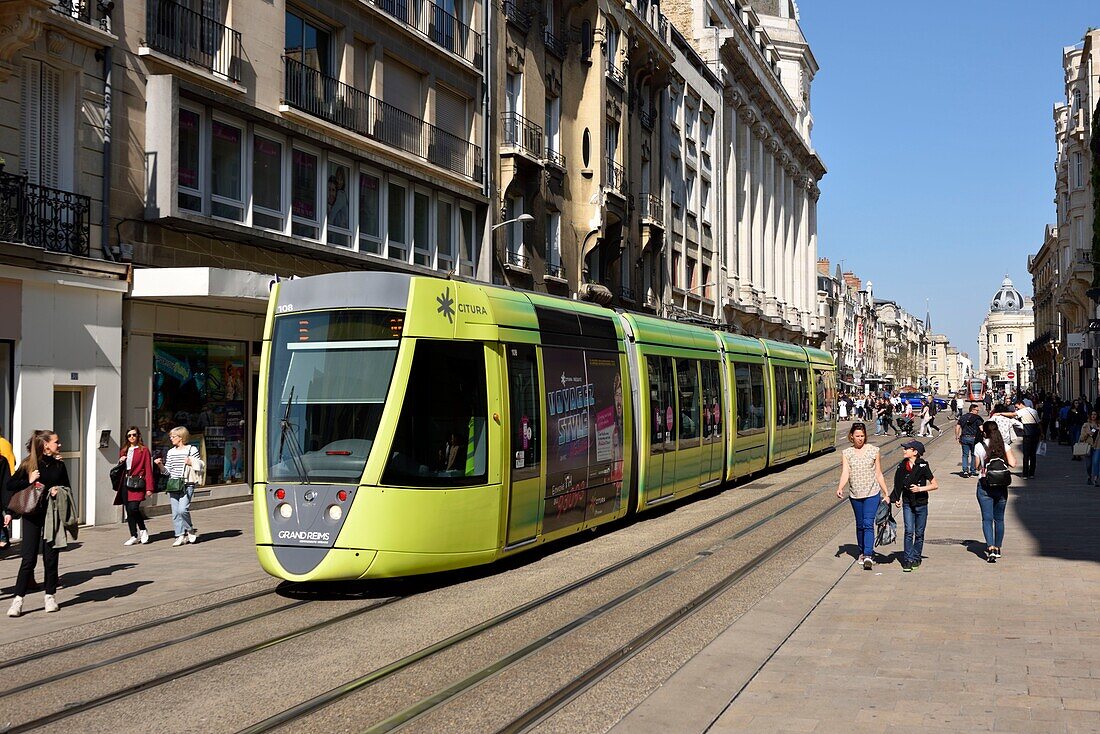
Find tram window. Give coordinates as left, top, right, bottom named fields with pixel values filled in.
left=734, top=362, right=764, bottom=435
left=700, top=361, right=721, bottom=441
left=647, top=356, right=675, bottom=449
left=814, top=370, right=827, bottom=422
left=382, top=340, right=488, bottom=487
left=507, top=344, right=540, bottom=480
left=774, top=368, right=788, bottom=427
left=794, top=369, right=808, bottom=424
left=677, top=359, right=700, bottom=443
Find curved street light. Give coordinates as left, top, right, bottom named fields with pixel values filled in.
left=492, top=213, right=535, bottom=231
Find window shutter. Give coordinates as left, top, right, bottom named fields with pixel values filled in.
left=20, top=60, right=42, bottom=185
left=40, top=63, right=63, bottom=189
left=435, top=86, right=467, bottom=139
left=383, top=59, right=422, bottom=117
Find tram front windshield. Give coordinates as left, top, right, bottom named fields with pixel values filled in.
left=266, top=310, right=402, bottom=483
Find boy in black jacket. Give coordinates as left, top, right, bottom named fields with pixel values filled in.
left=892, top=440, right=939, bottom=571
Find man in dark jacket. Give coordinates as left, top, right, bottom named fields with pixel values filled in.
left=891, top=440, right=939, bottom=572
left=956, top=404, right=984, bottom=477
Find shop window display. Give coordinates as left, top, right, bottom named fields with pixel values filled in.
left=153, top=338, right=248, bottom=486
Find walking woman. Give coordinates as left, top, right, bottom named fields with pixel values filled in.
left=4, top=430, right=70, bottom=616
left=154, top=426, right=204, bottom=546
left=836, top=423, right=890, bottom=570
left=117, top=426, right=154, bottom=545
left=974, top=421, right=1017, bottom=563
left=1085, top=411, right=1100, bottom=484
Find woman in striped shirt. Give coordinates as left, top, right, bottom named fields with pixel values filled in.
left=154, top=426, right=204, bottom=547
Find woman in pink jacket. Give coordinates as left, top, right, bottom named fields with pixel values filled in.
left=116, top=426, right=154, bottom=545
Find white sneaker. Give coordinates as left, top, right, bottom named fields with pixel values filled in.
left=187, top=531, right=199, bottom=544
left=43, top=594, right=59, bottom=613
left=138, top=529, right=149, bottom=544
left=123, top=536, right=139, bottom=546
left=6, top=596, right=22, bottom=618
left=172, top=536, right=186, bottom=547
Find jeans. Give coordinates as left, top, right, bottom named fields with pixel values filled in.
left=960, top=438, right=976, bottom=474
left=169, top=484, right=196, bottom=536
left=919, top=417, right=931, bottom=436
left=1091, top=448, right=1100, bottom=480
left=14, top=511, right=59, bottom=597
left=976, top=481, right=1007, bottom=548
left=902, top=502, right=928, bottom=564
left=849, top=495, right=880, bottom=557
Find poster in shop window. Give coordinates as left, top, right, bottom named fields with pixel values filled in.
left=541, top=347, right=624, bottom=534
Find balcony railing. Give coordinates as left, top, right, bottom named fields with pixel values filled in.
left=146, top=0, right=242, bottom=82
left=639, top=192, right=662, bottom=221
left=543, top=146, right=566, bottom=170
left=503, top=0, right=530, bottom=31
left=371, top=0, right=483, bottom=66
left=501, top=111, right=543, bottom=159
left=544, top=28, right=566, bottom=58
left=618, top=286, right=635, bottom=301
left=52, top=0, right=94, bottom=26
left=605, top=157, right=627, bottom=196
left=284, top=58, right=483, bottom=180
left=0, top=171, right=91, bottom=256
left=546, top=261, right=565, bottom=279
left=606, top=61, right=626, bottom=87
left=506, top=250, right=529, bottom=269
left=639, top=107, right=655, bottom=130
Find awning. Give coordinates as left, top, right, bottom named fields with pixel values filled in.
left=130, top=267, right=275, bottom=313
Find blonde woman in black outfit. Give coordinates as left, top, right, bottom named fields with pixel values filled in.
left=5, top=430, right=70, bottom=617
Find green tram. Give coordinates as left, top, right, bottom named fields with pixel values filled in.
left=255, top=272, right=837, bottom=581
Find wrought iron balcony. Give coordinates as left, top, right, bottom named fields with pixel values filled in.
left=503, top=0, right=530, bottom=31
left=284, top=58, right=483, bottom=181
left=371, top=0, right=483, bottom=66
left=501, top=111, right=543, bottom=159
left=546, top=260, right=565, bottom=279
left=606, top=61, right=626, bottom=87
left=146, top=0, right=242, bottom=82
left=543, top=146, right=566, bottom=170
left=605, top=157, right=627, bottom=196
left=618, top=286, right=635, bottom=302
left=505, top=249, right=529, bottom=269
left=544, top=29, right=566, bottom=58
left=639, top=107, right=655, bottom=130
left=639, top=192, right=663, bottom=222
left=0, top=171, right=91, bottom=256
left=51, top=0, right=107, bottom=28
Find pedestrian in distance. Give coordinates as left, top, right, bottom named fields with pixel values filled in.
left=956, top=403, right=984, bottom=477
left=1014, top=397, right=1042, bottom=479
left=974, top=421, right=1016, bottom=563
left=950, top=396, right=959, bottom=420
left=154, top=426, right=205, bottom=547
left=890, top=440, right=938, bottom=572
left=117, top=426, right=155, bottom=545
left=1084, top=411, right=1100, bottom=485
left=836, top=422, right=891, bottom=571
left=0, top=449, right=11, bottom=551
left=4, top=430, right=70, bottom=617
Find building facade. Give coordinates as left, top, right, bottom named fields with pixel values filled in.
left=1028, top=224, right=1060, bottom=394
left=978, top=277, right=1035, bottom=396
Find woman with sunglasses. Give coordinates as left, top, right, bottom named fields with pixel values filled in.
left=116, top=426, right=154, bottom=545
left=836, top=422, right=890, bottom=570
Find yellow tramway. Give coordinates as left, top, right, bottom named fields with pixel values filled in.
left=254, top=272, right=835, bottom=581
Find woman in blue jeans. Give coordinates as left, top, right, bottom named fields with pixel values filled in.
left=836, top=423, right=890, bottom=570
left=154, top=426, right=204, bottom=546
left=973, top=421, right=1017, bottom=563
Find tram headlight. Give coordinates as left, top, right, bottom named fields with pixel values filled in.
left=277, top=503, right=293, bottom=519
left=326, top=504, right=343, bottom=521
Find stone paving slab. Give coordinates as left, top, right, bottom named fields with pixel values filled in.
left=615, top=426, right=1100, bottom=734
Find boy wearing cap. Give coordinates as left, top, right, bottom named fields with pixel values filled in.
left=891, top=440, right=939, bottom=572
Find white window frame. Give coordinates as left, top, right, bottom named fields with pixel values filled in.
left=546, top=209, right=561, bottom=272
left=1074, top=152, right=1084, bottom=189
left=436, top=195, right=456, bottom=273
left=458, top=203, right=476, bottom=276
left=386, top=177, right=411, bottom=262
left=412, top=186, right=434, bottom=267
left=290, top=142, right=323, bottom=240
left=357, top=165, right=384, bottom=255
left=177, top=102, right=206, bottom=214
left=248, top=126, right=289, bottom=234
left=700, top=177, right=711, bottom=224
left=545, top=95, right=561, bottom=156
left=209, top=111, right=246, bottom=223
left=506, top=195, right=525, bottom=260
left=324, top=154, right=355, bottom=249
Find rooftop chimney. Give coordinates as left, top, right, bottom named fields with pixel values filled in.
left=817, top=257, right=830, bottom=275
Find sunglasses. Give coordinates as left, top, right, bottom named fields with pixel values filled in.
left=127, top=432, right=139, bottom=438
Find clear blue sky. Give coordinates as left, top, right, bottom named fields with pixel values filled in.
left=797, top=1, right=1097, bottom=359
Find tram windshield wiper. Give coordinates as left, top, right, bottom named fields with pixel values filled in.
left=278, top=386, right=310, bottom=484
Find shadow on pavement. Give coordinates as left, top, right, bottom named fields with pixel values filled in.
left=64, top=580, right=156, bottom=607
left=1010, top=482, right=1100, bottom=563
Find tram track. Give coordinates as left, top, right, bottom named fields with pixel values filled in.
left=234, top=433, right=909, bottom=734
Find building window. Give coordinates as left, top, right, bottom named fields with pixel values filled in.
left=291, top=147, right=320, bottom=238
left=387, top=180, right=409, bottom=261
left=326, top=159, right=352, bottom=247
left=991, top=334, right=997, bottom=344
left=993, top=353, right=999, bottom=366
left=547, top=210, right=561, bottom=273
left=1006, top=333, right=1012, bottom=343
left=21, top=58, right=74, bottom=190
left=252, top=132, right=285, bottom=231
left=672, top=251, right=681, bottom=289
left=177, top=107, right=203, bottom=212
left=545, top=95, right=561, bottom=156
left=285, top=9, right=333, bottom=76
left=459, top=206, right=477, bottom=276
left=210, top=117, right=244, bottom=221
left=686, top=255, right=697, bottom=290
left=152, top=337, right=249, bottom=487
left=437, top=197, right=454, bottom=272
left=358, top=171, right=382, bottom=254
left=701, top=263, right=711, bottom=300
left=700, top=179, right=711, bottom=223
left=412, top=189, right=432, bottom=266
left=1074, top=152, right=1084, bottom=189
left=506, top=196, right=525, bottom=260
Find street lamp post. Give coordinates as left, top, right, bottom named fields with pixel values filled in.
left=491, top=213, right=535, bottom=286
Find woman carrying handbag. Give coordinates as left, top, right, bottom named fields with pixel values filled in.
left=4, top=430, right=70, bottom=617
left=117, top=426, right=154, bottom=546
left=154, top=426, right=204, bottom=547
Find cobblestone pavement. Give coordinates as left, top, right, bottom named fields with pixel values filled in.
left=614, top=428, right=1100, bottom=734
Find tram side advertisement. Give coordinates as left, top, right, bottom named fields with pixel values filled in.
left=542, top=348, right=625, bottom=533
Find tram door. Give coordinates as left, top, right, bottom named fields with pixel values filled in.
left=505, top=344, right=542, bottom=546
left=645, top=356, right=676, bottom=502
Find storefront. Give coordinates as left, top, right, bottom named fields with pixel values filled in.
left=126, top=268, right=271, bottom=508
